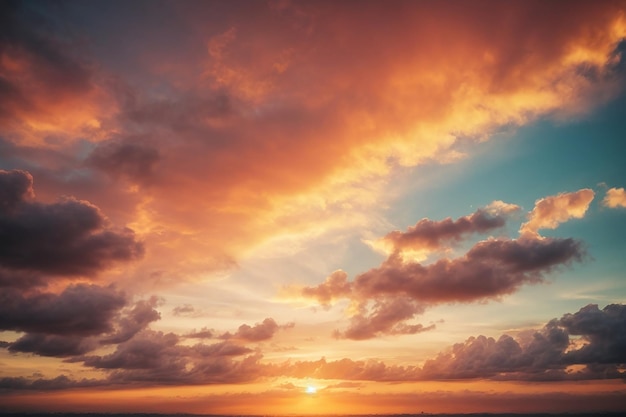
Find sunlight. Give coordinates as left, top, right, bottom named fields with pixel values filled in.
left=306, top=385, right=317, bottom=394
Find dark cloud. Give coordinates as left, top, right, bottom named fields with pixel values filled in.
left=100, top=296, right=162, bottom=344
left=560, top=303, right=626, bottom=365
left=76, top=330, right=262, bottom=385
left=0, top=169, right=34, bottom=212
left=1, top=293, right=160, bottom=358
left=383, top=201, right=520, bottom=254
left=81, top=330, right=181, bottom=370
left=0, top=284, right=126, bottom=336
left=420, top=303, right=626, bottom=381
left=219, top=318, right=294, bottom=342
left=0, top=169, right=144, bottom=277
left=8, top=333, right=98, bottom=357
left=87, top=139, right=160, bottom=183
left=0, top=267, right=46, bottom=289
left=0, top=375, right=102, bottom=391
left=355, top=236, right=583, bottom=303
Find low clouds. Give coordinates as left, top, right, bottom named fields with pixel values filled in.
left=520, top=189, right=595, bottom=236
left=421, top=303, right=626, bottom=381
left=603, top=187, right=626, bottom=208
left=2, top=303, right=625, bottom=389
left=0, top=285, right=126, bottom=336
left=300, top=191, right=590, bottom=340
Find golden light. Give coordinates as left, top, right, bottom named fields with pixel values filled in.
left=305, top=386, right=317, bottom=394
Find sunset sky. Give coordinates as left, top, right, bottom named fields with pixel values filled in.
left=1, top=0, right=626, bottom=414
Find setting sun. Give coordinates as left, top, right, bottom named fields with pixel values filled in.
left=306, top=386, right=317, bottom=395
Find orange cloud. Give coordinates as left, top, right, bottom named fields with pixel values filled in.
left=520, top=189, right=595, bottom=236
left=603, top=187, right=626, bottom=208
left=1, top=0, right=620, bottom=284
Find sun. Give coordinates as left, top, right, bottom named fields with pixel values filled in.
left=305, top=385, right=317, bottom=394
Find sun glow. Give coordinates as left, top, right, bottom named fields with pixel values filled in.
left=305, top=386, right=317, bottom=394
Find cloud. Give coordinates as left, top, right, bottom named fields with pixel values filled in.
left=0, top=284, right=161, bottom=357
left=420, top=303, right=626, bottom=381
left=300, top=270, right=351, bottom=307
left=87, top=139, right=160, bottom=184
left=0, top=170, right=144, bottom=278
left=184, top=327, right=213, bottom=339
left=100, top=296, right=162, bottom=344
left=602, top=187, right=626, bottom=208
left=75, top=330, right=262, bottom=385
left=354, top=236, right=582, bottom=302
left=220, top=318, right=294, bottom=342
left=272, top=356, right=420, bottom=382
left=8, top=333, right=99, bottom=357
left=520, top=189, right=595, bottom=236
left=0, top=0, right=622, bottom=284
left=560, top=303, right=626, bottom=364
left=172, top=304, right=196, bottom=316
left=0, top=284, right=126, bottom=336
left=299, top=195, right=585, bottom=339
left=0, top=2, right=112, bottom=147
left=333, top=297, right=434, bottom=340
left=381, top=201, right=520, bottom=258
left=0, top=169, right=34, bottom=212
left=4, top=303, right=625, bottom=388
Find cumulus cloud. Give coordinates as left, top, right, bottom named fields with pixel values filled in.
left=220, top=318, right=294, bottom=342
left=520, top=189, right=595, bottom=236
left=420, top=303, right=626, bottom=381
left=560, top=303, right=626, bottom=364
left=381, top=201, right=520, bottom=258
left=0, top=170, right=144, bottom=277
left=602, top=187, right=626, bottom=208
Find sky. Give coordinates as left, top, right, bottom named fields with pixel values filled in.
left=1, top=0, right=626, bottom=414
